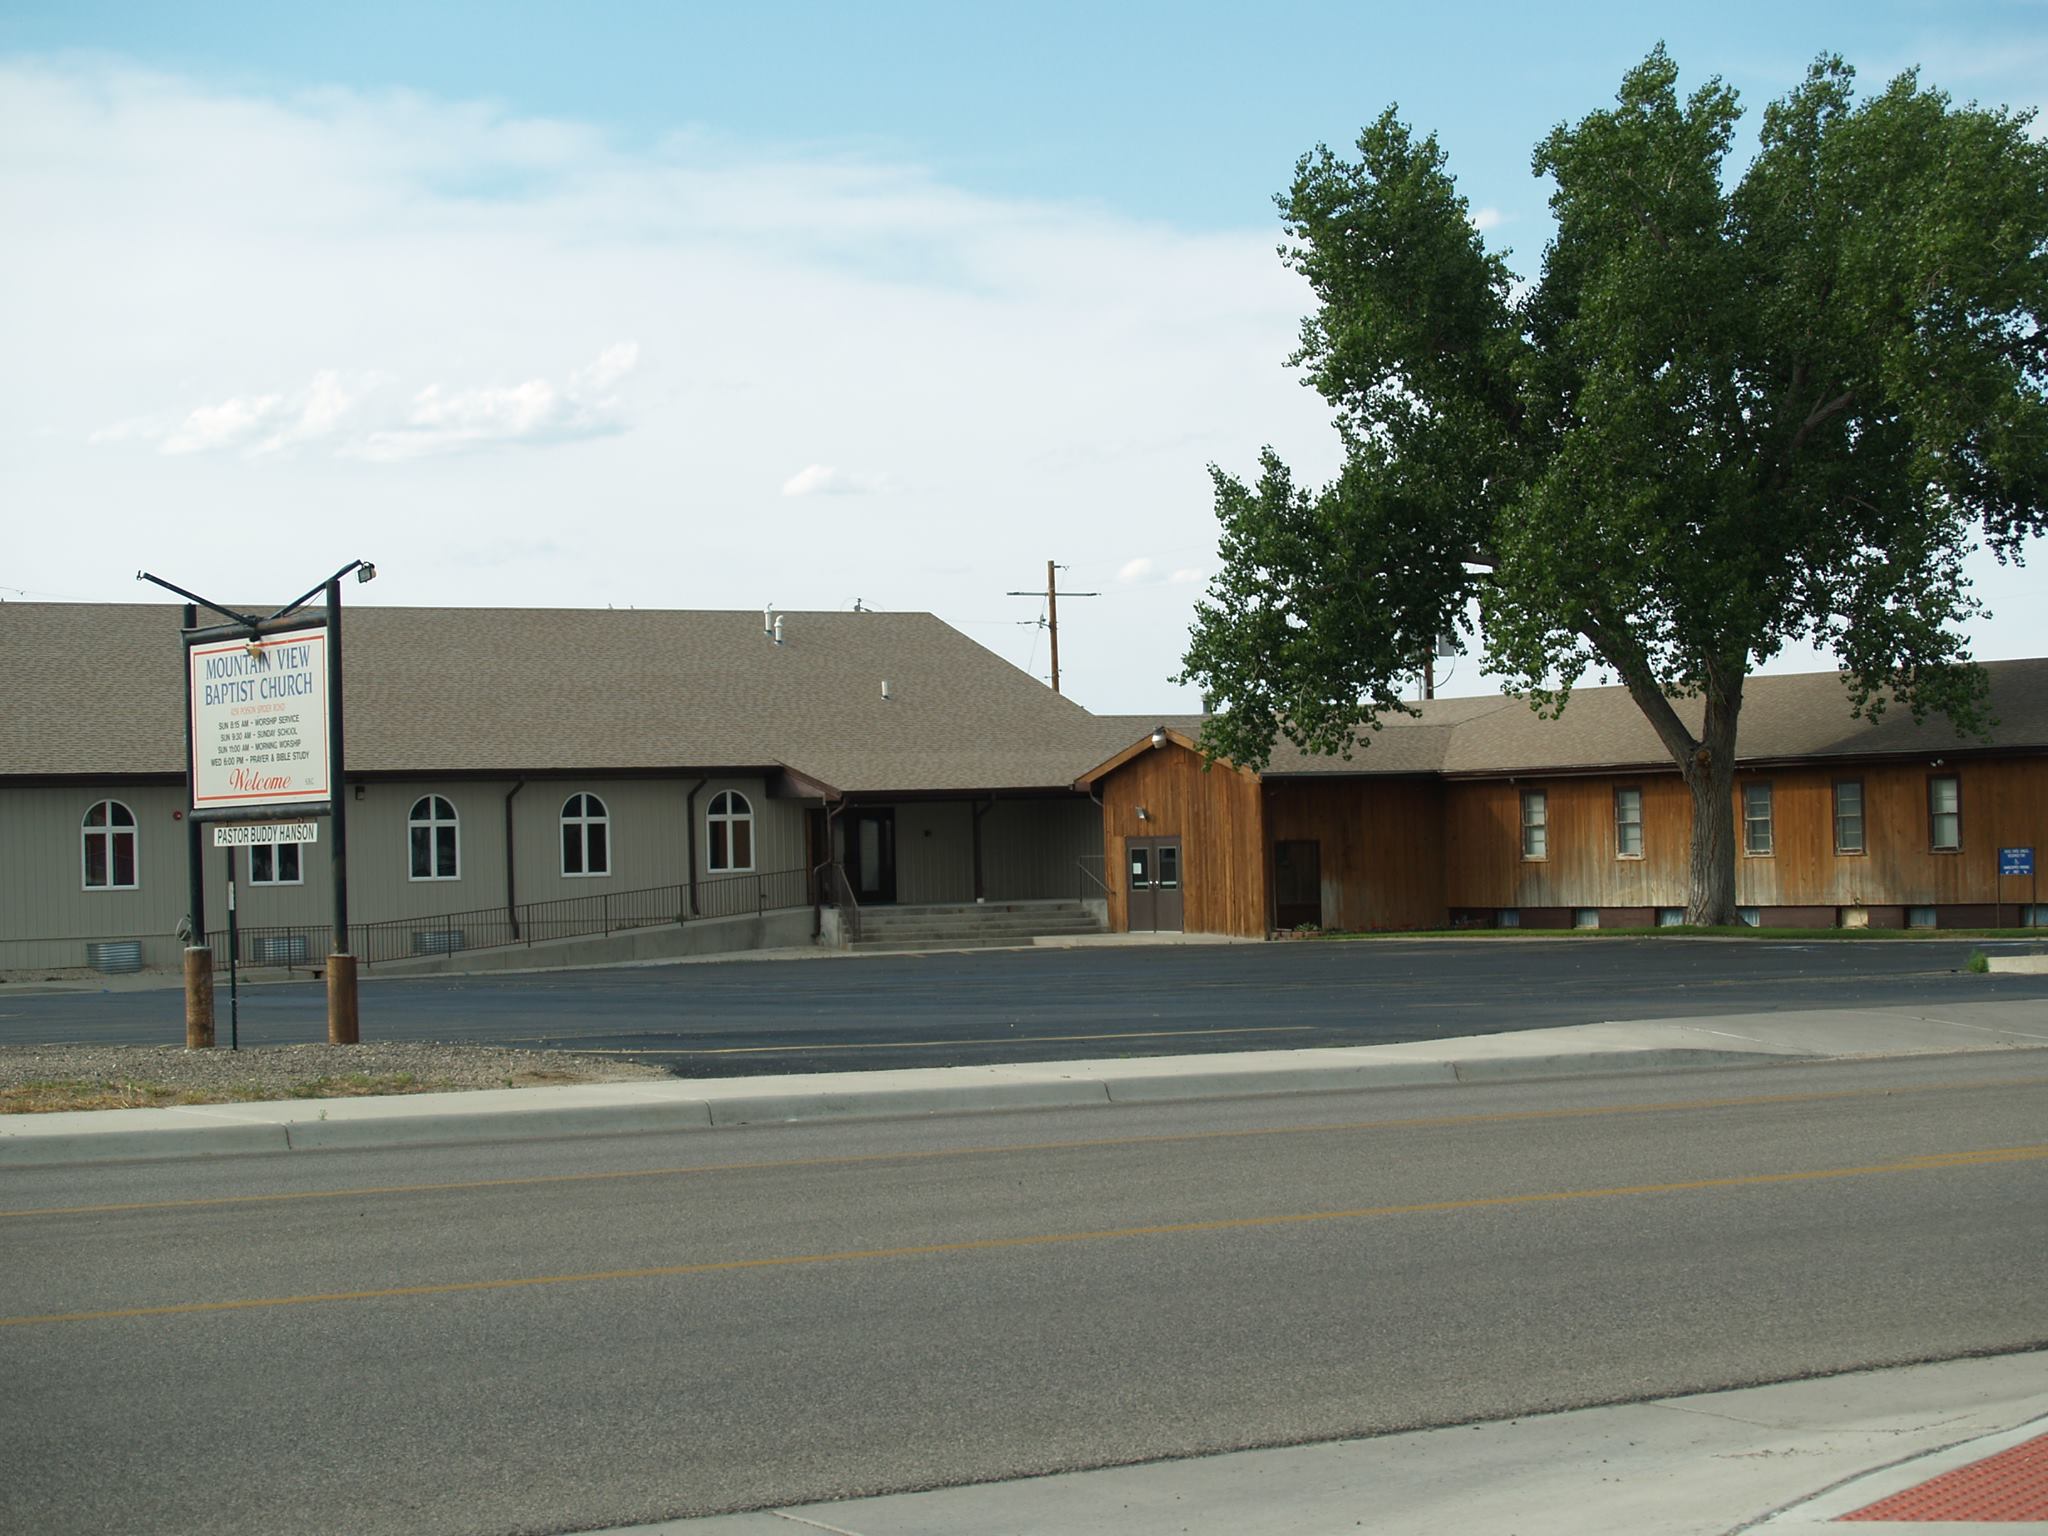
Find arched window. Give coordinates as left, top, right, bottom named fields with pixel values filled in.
left=408, top=795, right=459, bottom=880
left=561, top=793, right=610, bottom=877
left=82, top=800, right=138, bottom=890
left=707, top=790, right=753, bottom=872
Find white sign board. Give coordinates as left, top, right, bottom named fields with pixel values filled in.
left=189, top=626, right=331, bottom=813
left=213, top=821, right=320, bottom=847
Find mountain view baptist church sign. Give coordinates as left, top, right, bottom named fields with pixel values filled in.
left=187, top=625, right=331, bottom=814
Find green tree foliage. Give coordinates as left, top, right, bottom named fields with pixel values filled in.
left=1181, top=47, right=2048, bottom=922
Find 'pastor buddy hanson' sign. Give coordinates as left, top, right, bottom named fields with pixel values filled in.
left=188, top=626, right=331, bottom=812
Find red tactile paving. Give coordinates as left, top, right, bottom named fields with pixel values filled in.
left=1839, top=1430, right=2048, bottom=1522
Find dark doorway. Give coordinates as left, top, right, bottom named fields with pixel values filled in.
left=1274, top=840, right=1323, bottom=930
left=849, top=808, right=897, bottom=904
left=1126, top=836, right=1185, bottom=933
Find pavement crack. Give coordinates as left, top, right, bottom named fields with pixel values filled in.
left=1643, top=1400, right=1776, bottom=1428
left=768, top=1513, right=868, bottom=1535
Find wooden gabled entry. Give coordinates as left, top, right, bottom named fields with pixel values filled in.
left=1125, top=836, right=1184, bottom=932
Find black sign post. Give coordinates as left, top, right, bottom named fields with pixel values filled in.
left=140, top=560, right=375, bottom=1049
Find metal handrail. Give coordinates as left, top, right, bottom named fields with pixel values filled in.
left=205, top=866, right=811, bottom=969
left=1075, top=854, right=1110, bottom=899
left=827, top=862, right=862, bottom=945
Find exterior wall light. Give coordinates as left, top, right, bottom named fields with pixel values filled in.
left=1136, top=807, right=1150, bottom=821
left=1151, top=728, right=1167, bottom=748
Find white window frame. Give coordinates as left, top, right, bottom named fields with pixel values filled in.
left=246, top=835, right=303, bottom=886
left=1614, top=787, right=1643, bottom=859
left=561, top=793, right=611, bottom=878
left=1833, top=779, right=1865, bottom=856
left=1742, top=781, right=1774, bottom=856
left=82, top=799, right=139, bottom=891
left=1928, top=775, right=1961, bottom=852
left=1520, top=790, right=1547, bottom=861
left=707, top=790, right=755, bottom=873
left=408, top=795, right=460, bottom=881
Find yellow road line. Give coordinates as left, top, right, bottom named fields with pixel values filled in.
left=6, top=1075, right=2045, bottom=1222
left=6, top=1143, right=2043, bottom=1330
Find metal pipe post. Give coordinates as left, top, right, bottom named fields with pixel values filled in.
left=179, top=602, right=213, bottom=1045
left=226, top=847, right=240, bottom=1051
left=325, top=577, right=359, bottom=1044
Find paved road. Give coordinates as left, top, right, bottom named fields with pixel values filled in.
left=4, top=937, right=2046, bottom=1073
left=3, top=1052, right=2044, bottom=1535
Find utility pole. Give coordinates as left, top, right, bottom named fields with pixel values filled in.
left=1007, top=560, right=1099, bottom=695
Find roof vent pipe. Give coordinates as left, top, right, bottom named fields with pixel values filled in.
left=773, top=615, right=785, bottom=646
left=763, top=603, right=774, bottom=635
left=881, top=679, right=892, bottom=701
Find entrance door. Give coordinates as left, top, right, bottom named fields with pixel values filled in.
left=1125, top=837, right=1184, bottom=933
left=1274, top=839, right=1322, bottom=930
left=849, top=808, right=897, bottom=904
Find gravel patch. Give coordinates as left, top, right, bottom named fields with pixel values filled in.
left=0, top=1041, right=668, bottom=1110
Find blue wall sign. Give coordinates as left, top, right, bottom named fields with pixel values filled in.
left=1999, top=847, right=2034, bottom=877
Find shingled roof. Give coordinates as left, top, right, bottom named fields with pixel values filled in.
left=9, top=603, right=2045, bottom=793
left=0, top=603, right=1147, bottom=794
left=1124, top=660, right=2048, bottom=780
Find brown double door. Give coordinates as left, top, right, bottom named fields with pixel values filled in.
left=1126, top=837, right=1184, bottom=932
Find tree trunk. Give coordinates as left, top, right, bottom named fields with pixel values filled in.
left=1682, top=672, right=1743, bottom=926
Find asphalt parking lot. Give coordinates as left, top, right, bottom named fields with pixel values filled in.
left=5, top=936, right=2045, bottom=1074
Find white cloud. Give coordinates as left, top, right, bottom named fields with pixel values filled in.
left=161, top=393, right=283, bottom=455
left=1470, top=206, right=1507, bottom=232
left=781, top=464, right=883, bottom=496
left=1116, top=557, right=1154, bottom=584
left=0, top=62, right=1456, bottom=710
left=1169, top=567, right=1203, bottom=585
left=97, top=350, right=634, bottom=462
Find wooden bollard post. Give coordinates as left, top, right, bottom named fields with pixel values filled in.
left=183, top=946, right=215, bottom=1050
left=326, top=952, right=359, bottom=1044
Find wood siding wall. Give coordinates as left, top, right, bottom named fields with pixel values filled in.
left=1264, top=778, right=1446, bottom=930
left=1099, top=745, right=1266, bottom=936
left=1443, top=758, right=2048, bottom=910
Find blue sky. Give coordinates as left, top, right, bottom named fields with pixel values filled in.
left=2, top=2, right=2043, bottom=708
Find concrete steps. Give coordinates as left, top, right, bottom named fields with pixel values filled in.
left=850, top=900, right=1104, bottom=952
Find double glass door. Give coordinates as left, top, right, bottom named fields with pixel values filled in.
left=1126, top=837, right=1184, bottom=932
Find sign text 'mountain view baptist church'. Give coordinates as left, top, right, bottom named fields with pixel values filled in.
left=187, top=625, right=331, bottom=813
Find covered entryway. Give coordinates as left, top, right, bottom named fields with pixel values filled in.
left=849, top=807, right=897, bottom=904
left=1125, top=836, right=1184, bottom=932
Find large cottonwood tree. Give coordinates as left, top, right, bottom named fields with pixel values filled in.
left=1181, top=47, right=2048, bottom=923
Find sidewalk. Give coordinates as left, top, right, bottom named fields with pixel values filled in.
left=611, top=1353, right=2048, bottom=1535
left=3, top=998, right=2043, bottom=1166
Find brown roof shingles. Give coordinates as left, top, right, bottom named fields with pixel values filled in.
left=4, top=603, right=2044, bottom=790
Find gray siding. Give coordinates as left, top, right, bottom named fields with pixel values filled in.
left=833, top=796, right=1103, bottom=906
left=981, top=798, right=1101, bottom=900
left=1, top=774, right=818, bottom=970
left=891, top=801, right=976, bottom=904
left=0, top=784, right=190, bottom=969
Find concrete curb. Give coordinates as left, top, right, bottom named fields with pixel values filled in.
left=10, top=998, right=2047, bottom=1167
left=0, top=1044, right=1798, bottom=1167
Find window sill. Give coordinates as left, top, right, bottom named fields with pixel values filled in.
left=408, top=874, right=461, bottom=882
